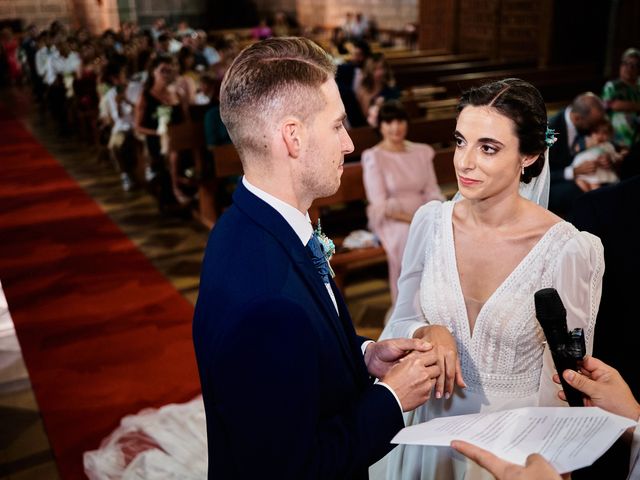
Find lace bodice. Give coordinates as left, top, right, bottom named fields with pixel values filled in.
left=381, top=200, right=604, bottom=400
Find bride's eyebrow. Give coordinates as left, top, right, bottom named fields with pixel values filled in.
left=477, top=137, right=505, bottom=147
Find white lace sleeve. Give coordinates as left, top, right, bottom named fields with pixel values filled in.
left=378, top=202, right=440, bottom=341
left=537, top=231, right=605, bottom=406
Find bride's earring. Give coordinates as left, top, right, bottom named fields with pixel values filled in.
left=521, top=163, right=525, bottom=175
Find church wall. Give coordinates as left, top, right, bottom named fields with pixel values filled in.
left=133, top=0, right=206, bottom=29
left=0, top=0, right=120, bottom=33
left=296, top=0, right=418, bottom=31
left=0, top=0, right=72, bottom=29
left=419, top=0, right=552, bottom=60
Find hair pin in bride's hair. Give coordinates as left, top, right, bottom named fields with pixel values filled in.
left=545, top=127, right=558, bottom=148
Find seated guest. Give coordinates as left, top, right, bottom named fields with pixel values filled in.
left=335, top=39, right=371, bottom=127
left=356, top=53, right=400, bottom=124
left=209, top=36, right=239, bottom=81
left=103, top=62, right=138, bottom=191
left=175, top=46, right=199, bottom=105
left=251, top=18, right=273, bottom=41
left=602, top=48, right=640, bottom=149
left=134, top=54, right=189, bottom=210
left=570, top=118, right=621, bottom=192
left=547, top=92, right=605, bottom=216
left=200, top=74, right=235, bottom=206
left=362, top=100, right=444, bottom=303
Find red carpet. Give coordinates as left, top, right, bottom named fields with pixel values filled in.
left=0, top=106, right=201, bottom=478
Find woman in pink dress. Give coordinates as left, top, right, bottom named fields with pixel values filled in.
left=362, top=100, right=445, bottom=302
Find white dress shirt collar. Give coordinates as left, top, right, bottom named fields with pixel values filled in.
left=242, top=176, right=313, bottom=245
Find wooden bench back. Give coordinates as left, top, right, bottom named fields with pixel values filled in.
left=167, top=122, right=205, bottom=152
left=394, top=58, right=537, bottom=89
left=388, top=53, right=488, bottom=69
left=437, top=64, right=603, bottom=100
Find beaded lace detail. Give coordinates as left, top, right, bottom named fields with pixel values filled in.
left=419, top=202, right=600, bottom=397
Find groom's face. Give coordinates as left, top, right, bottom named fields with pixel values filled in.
left=299, top=79, right=354, bottom=200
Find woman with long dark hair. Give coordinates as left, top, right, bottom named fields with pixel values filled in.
left=134, top=54, right=190, bottom=210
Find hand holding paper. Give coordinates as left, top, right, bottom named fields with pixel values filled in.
left=451, top=442, right=565, bottom=480
left=392, top=407, right=636, bottom=474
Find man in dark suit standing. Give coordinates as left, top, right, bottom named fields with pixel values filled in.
left=547, top=92, right=605, bottom=216
left=193, top=37, right=440, bottom=479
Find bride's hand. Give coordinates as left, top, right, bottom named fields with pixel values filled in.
left=413, top=325, right=465, bottom=399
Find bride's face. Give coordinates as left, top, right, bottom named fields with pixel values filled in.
left=453, top=106, right=530, bottom=200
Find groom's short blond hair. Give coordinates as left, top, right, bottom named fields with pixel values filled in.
left=219, top=37, right=336, bottom=160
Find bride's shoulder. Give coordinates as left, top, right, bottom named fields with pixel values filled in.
left=525, top=201, right=563, bottom=231
left=414, top=198, right=447, bottom=223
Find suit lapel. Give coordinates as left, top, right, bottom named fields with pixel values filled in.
left=233, top=182, right=360, bottom=377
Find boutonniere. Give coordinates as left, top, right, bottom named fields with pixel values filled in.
left=314, top=220, right=336, bottom=278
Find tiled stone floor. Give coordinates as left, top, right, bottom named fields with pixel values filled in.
left=0, top=87, right=391, bottom=479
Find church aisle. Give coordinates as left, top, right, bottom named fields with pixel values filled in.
left=0, top=91, right=201, bottom=479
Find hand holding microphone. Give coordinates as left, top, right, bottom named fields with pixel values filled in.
left=534, top=288, right=586, bottom=407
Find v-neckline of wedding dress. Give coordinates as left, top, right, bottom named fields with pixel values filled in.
left=444, top=202, right=565, bottom=341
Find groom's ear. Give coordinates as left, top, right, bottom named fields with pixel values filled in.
left=282, top=118, right=303, bottom=158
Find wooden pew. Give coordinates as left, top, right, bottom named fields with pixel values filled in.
left=436, top=64, right=605, bottom=101
left=382, top=48, right=449, bottom=59
left=167, top=119, right=219, bottom=229
left=393, top=58, right=537, bottom=89
left=388, top=53, right=488, bottom=69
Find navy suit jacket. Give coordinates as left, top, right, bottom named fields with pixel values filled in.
left=193, top=182, right=404, bottom=479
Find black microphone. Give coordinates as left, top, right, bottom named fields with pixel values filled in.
left=534, top=287, right=586, bottom=407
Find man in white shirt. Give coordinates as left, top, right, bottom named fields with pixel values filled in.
left=193, top=37, right=441, bottom=479
left=46, top=37, right=79, bottom=135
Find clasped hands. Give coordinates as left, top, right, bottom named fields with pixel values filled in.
left=364, top=325, right=466, bottom=412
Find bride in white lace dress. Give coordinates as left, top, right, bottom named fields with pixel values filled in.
left=373, top=79, right=605, bottom=480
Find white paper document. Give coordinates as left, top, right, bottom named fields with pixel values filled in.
left=392, top=407, right=636, bottom=474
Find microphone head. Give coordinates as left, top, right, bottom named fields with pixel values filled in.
left=534, top=287, right=568, bottom=339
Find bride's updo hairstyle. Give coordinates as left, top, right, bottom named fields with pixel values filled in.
left=456, top=78, right=547, bottom=184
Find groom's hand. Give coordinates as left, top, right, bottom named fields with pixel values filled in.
left=364, top=338, right=433, bottom=379
left=382, top=350, right=440, bottom=411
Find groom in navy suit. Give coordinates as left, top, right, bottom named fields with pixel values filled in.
left=193, top=38, right=441, bottom=479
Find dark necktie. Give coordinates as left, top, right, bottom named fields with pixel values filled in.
left=306, top=236, right=330, bottom=284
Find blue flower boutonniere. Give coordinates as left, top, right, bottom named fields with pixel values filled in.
left=314, top=220, right=336, bottom=278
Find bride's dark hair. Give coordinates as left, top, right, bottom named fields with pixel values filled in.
left=456, top=78, right=547, bottom=184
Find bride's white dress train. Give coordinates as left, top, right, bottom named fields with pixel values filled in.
left=83, top=396, right=207, bottom=479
